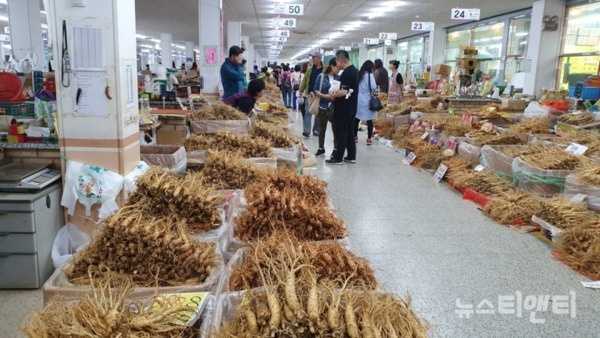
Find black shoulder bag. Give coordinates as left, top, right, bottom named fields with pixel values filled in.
left=368, top=73, right=383, bottom=111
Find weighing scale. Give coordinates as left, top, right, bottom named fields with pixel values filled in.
left=0, top=160, right=61, bottom=192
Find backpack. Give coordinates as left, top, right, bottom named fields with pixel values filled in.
left=282, top=71, right=292, bottom=89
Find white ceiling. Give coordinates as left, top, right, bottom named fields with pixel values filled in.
left=136, top=0, right=536, bottom=60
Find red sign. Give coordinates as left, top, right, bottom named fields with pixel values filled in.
left=204, top=46, right=218, bottom=65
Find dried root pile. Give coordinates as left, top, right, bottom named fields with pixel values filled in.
left=536, top=198, right=600, bottom=230
left=468, top=131, right=525, bottom=146
left=509, top=117, right=551, bottom=134
left=216, top=262, right=428, bottom=338
left=66, top=211, right=218, bottom=287
left=22, top=274, right=195, bottom=338
left=251, top=121, right=298, bottom=148
left=235, top=180, right=346, bottom=242
left=229, top=232, right=376, bottom=291
left=413, top=142, right=444, bottom=170
left=557, top=228, right=600, bottom=279
left=185, top=132, right=273, bottom=158
left=381, top=103, right=410, bottom=115
left=200, top=150, right=269, bottom=190
left=484, top=192, right=544, bottom=225
left=559, top=112, right=594, bottom=126
left=575, top=163, right=600, bottom=185
left=558, top=129, right=600, bottom=157
left=261, top=170, right=329, bottom=206
left=191, top=102, right=247, bottom=120
left=256, top=113, right=288, bottom=127
left=128, top=167, right=222, bottom=233
left=501, top=143, right=561, bottom=158
left=374, top=118, right=395, bottom=139
left=450, top=170, right=514, bottom=195
left=520, top=149, right=585, bottom=170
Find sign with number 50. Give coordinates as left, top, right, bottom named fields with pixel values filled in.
left=273, top=4, right=304, bottom=16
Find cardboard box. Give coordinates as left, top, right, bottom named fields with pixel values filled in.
left=157, top=124, right=188, bottom=145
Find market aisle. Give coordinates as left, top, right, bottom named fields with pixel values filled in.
left=299, top=115, right=600, bottom=337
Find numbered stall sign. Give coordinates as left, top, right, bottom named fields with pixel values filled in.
left=276, top=18, right=297, bottom=28
left=451, top=8, right=481, bottom=21
left=379, top=32, right=398, bottom=40
left=274, top=3, right=304, bottom=16
left=272, top=30, right=290, bottom=38
left=411, top=22, right=434, bottom=32
left=363, top=38, right=380, bottom=45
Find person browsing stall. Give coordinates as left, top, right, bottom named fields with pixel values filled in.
left=223, top=79, right=265, bottom=115
left=220, top=45, right=246, bottom=100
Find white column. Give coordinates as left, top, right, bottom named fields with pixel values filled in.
left=524, top=0, right=565, bottom=96
left=185, top=41, right=195, bottom=62
left=227, top=21, right=242, bottom=49
left=160, top=33, right=173, bottom=67
left=428, top=25, right=448, bottom=80
left=7, top=0, right=43, bottom=69
left=198, top=0, right=223, bottom=95
left=358, top=44, right=368, bottom=66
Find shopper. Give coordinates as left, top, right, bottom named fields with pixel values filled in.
left=279, top=64, right=293, bottom=108
left=313, top=58, right=338, bottom=157
left=220, top=45, right=246, bottom=100
left=291, top=64, right=303, bottom=111
left=356, top=60, right=377, bottom=146
left=223, top=79, right=265, bottom=115
left=298, top=62, right=311, bottom=137
left=300, top=52, right=324, bottom=137
left=388, top=60, right=404, bottom=105
left=326, top=50, right=358, bottom=165
left=373, top=59, right=389, bottom=93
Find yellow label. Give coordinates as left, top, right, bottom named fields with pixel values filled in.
left=151, top=292, right=209, bottom=326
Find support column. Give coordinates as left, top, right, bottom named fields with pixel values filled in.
left=227, top=21, right=242, bottom=49
left=160, top=33, right=173, bottom=67
left=7, top=0, right=43, bottom=69
left=429, top=25, right=447, bottom=78
left=198, top=0, right=223, bottom=95
left=241, top=36, right=254, bottom=75
left=185, top=41, right=195, bottom=62
left=524, top=0, right=565, bottom=96
left=358, top=44, right=368, bottom=66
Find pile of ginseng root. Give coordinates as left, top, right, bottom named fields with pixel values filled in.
left=22, top=272, right=197, bottom=338
left=235, top=172, right=346, bottom=242
left=127, top=167, right=223, bottom=233
left=228, top=231, right=377, bottom=291
left=200, top=150, right=270, bottom=190
left=66, top=208, right=218, bottom=287
left=214, top=257, right=428, bottom=338
left=251, top=121, right=298, bottom=148
left=191, top=101, right=247, bottom=120
left=185, top=132, right=273, bottom=158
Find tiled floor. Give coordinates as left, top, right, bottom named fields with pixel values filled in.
left=301, top=115, right=600, bottom=337
left=2, top=114, right=600, bottom=337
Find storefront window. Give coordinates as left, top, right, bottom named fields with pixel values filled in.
left=446, top=29, right=470, bottom=62
left=397, top=41, right=408, bottom=63
left=505, top=15, right=531, bottom=84
left=472, top=22, right=504, bottom=59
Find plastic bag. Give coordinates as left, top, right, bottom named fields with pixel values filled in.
left=61, top=160, right=124, bottom=220
left=123, top=161, right=150, bottom=195
left=458, top=141, right=482, bottom=165
left=564, top=174, right=600, bottom=211
left=480, top=145, right=522, bottom=179
left=51, top=224, right=90, bottom=269
left=524, top=101, right=550, bottom=118
left=512, top=158, right=573, bottom=197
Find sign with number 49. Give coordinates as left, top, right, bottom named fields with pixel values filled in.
left=451, top=8, right=481, bottom=21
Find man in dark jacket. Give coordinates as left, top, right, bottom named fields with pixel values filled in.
left=220, top=46, right=246, bottom=99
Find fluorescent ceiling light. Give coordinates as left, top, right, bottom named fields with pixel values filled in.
left=0, top=15, right=7, bottom=22
left=136, top=34, right=148, bottom=39
left=149, top=38, right=161, bottom=43
left=0, top=0, right=6, bottom=4
left=40, top=10, right=47, bottom=16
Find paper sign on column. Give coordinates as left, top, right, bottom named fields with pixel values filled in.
left=72, top=26, right=104, bottom=70
left=75, top=71, right=109, bottom=117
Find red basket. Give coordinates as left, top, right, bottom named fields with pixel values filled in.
left=0, top=72, right=25, bottom=102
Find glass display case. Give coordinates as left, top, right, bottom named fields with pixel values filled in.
left=558, top=1, right=600, bottom=89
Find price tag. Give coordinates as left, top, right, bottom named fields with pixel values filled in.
left=275, top=18, right=297, bottom=28
left=403, top=152, right=417, bottom=165
left=379, top=32, right=398, bottom=40
left=152, top=292, right=209, bottom=326
left=433, top=164, right=449, bottom=183
left=273, top=3, right=304, bottom=15
left=474, top=164, right=485, bottom=172
left=363, top=38, right=380, bottom=45
left=451, top=8, right=481, bottom=20
left=566, top=143, right=588, bottom=156
left=421, top=132, right=430, bottom=140
left=411, top=22, right=434, bottom=32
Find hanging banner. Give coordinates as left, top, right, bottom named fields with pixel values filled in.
left=451, top=8, right=481, bottom=21
left=411, top=21, right=435, bottom=32
left=273, top=3, right=304, bottom=16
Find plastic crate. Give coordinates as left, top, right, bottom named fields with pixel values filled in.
left=0, top=102, right=35, bottom=117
